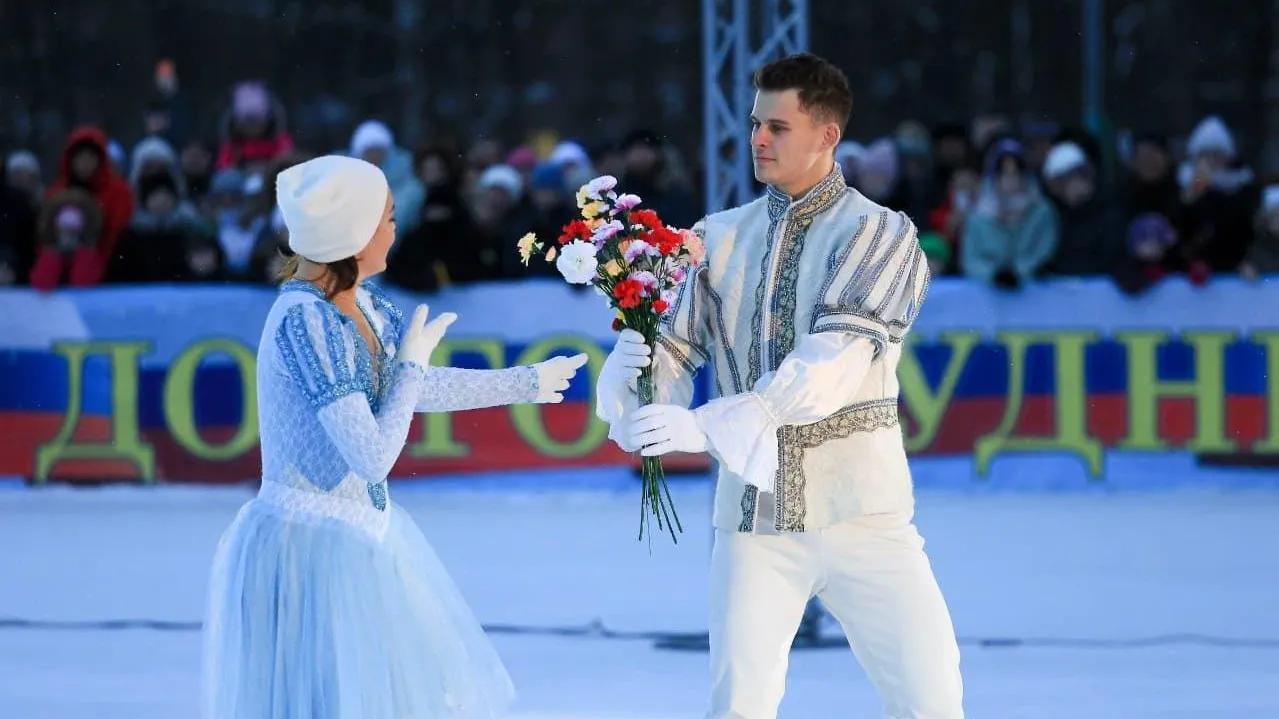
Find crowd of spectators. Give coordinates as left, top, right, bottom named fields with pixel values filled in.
left=2, top=72, right=1274, bottom=298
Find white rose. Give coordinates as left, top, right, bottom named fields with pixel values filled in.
left=555, top=240, right=600, bottom=284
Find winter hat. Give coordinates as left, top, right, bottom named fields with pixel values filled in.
left=130, top=137, right=177, bottom=172
left=860, top=138, right=899, bottom=178
left=276, top=155, right=389, bottom=263
left=548, top=141, right=591, bottom=168
left=835, top=141, right=865, bottom=181
left=983, top=137, right=1026, bottom=176
left=349, top=120, right=394, bottom=157
left=6, top=150, right=39, bottom=175
left=1264, top=185, right=1279, bottom=213
left=1127, top=212, right=1177, bottom=255
left=505, top=146, right=538, bottom=170
left=530, top=162, right=565, bottom=193
left=1186, top=116, right=1235, bottom=159
left=1041, top=142, right=1089, bottom=180
left=476, top=164, right=524, bottom=198
left=233, top=82, right=271, bottom=120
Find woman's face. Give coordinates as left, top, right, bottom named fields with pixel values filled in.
left=357, top=192, right=397, bottom=278
left=996, top=156, right=1024, bottom=195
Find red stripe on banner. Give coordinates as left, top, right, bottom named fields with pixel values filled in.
left=0, top=393, right=1270, bottom=482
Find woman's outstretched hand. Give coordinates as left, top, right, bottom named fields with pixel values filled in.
left=399, top=304, right=457, bottom=367
left=533, top=353, right=590, bottom=403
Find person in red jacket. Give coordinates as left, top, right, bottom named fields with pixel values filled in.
left=29, top=125, right=134, bottom=289
left=214, top=81, right=295, bottom=174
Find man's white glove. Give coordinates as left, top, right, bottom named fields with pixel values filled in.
left=399, top=304, right=457, bottom=367
left=533, top=353, right=589, bottom=403
left=627, top=403, right=709, bottom=456
left=600, top=329, right=650, bottom=392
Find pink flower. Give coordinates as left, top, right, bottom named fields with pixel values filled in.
left=623, top=239, right=661, bottom=262
left=660, top=288, right=678, bottom=306
left=615, top=193, right=642, bottom=210
left=591, top=220, right=625, bottom=245
left=629, top=270, right=659, bottom=291
left=585, top=175, right=618, bottom=200
left=668, top=265, right=688, bottom=284
left=679, top=228, right=706, bottom=265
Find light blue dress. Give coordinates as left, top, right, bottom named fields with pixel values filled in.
left=201, top=279, right=539, bottom=719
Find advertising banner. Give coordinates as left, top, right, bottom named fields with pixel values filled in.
left=2, top=277, right=1276, bottom=485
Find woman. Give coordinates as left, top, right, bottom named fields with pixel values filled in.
left=201, top=155, right=587, bottom=718
left=960, top=137, right=1059, bottom=290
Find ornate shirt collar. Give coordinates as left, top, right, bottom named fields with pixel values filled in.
left=765, top=163, right=847, bottom=222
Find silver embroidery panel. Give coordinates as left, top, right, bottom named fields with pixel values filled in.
left=738, top=171, right=847, bottom=533
left=773, top=399, right=902, bottom=533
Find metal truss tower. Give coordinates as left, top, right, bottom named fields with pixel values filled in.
left=691, top=0, right=828, bottom=655
left=701, top=0, right=809, bottom=215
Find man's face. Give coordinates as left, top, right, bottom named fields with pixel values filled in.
left=750, top=89, right=836, bottom=194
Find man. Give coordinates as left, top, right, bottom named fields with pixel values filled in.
left=596, top=53, right=964, bottom=718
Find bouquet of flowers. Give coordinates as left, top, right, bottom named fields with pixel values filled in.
left=516, top=175, right=705, bottom=544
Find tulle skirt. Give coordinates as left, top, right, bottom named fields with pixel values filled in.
left=200, top=484, right=514, bottom=718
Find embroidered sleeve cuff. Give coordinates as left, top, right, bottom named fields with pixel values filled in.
left=694, top=393, right=780, bottom=494
left=810, top=308, right=889, bottom=358
left=399, top=360, right=430, bottom=384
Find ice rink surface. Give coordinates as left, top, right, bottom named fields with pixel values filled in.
left=2, top=465, right=1277, bottom=718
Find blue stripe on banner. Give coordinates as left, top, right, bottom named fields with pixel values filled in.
left=1, top=335, right=1266, bottom=421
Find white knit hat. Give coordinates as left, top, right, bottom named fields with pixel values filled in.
left=1042, top=142, right=1088, bottom=180
left=349, top=120, right=394, bottom=157
left=277, top=155, right=389, bottom=263
left=1264, top=185, right=1279, bottom=212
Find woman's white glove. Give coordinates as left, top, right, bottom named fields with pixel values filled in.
left=533, top=353, right=590, bottom=403
left=398, top=304, right=457, bottom=367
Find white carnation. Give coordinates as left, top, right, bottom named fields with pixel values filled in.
left=555, top=240, right=599, bottom=284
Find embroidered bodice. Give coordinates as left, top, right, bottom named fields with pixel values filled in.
left=255, top=279, right=539, bottom=533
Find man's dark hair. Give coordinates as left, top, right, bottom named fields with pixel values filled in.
left=752, top=53, right=853, bottom=131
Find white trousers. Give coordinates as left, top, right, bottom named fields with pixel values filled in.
left=705, top=513, right=964, bottom=719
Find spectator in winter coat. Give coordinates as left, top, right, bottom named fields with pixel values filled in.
left=347, top=120, right=425, bottom=238
left=1174, top=116, right=1259, bottom=273
left=29, top=126, right=134, bottom=289
left=1041, top=141, right=1124, bottom=276
left=1113, top=212, right=1180, bottom=296
left=108, top=172, right=222, bottom=284
left=30, top=190, right=106, bottom=289
left=960, top=137, right=1058, bottom=290
left=214, top=81, right=295, bottom=174
left=1240, top=186, right=1279, bottom=281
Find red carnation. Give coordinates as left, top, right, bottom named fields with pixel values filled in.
left=613, top=278, right=645, bottom=309
left=558, top=219, right=593, bottom=245
left=649, top=225, right=683, bottom=256
left=653, top=299, right=669, bottom=314
left=630, top=209, right=662, bottom=232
